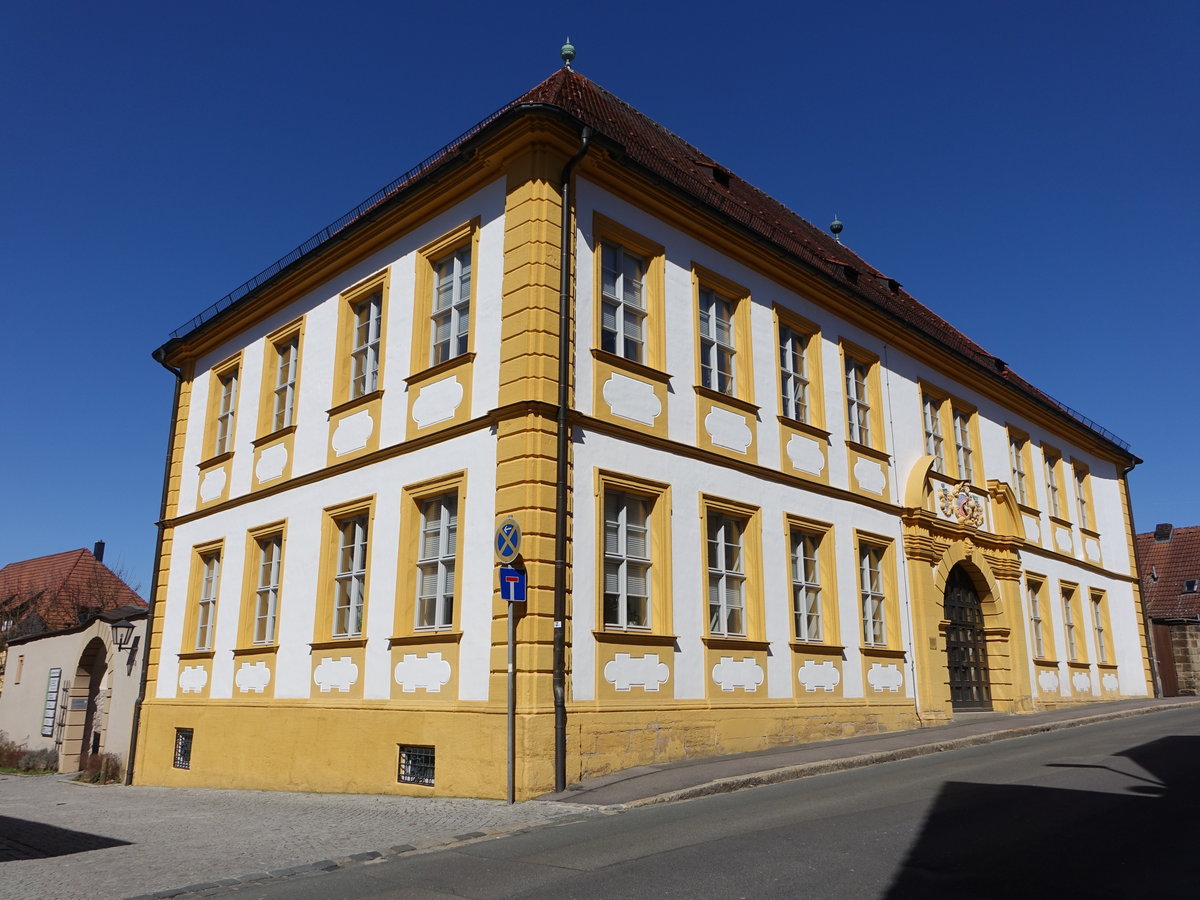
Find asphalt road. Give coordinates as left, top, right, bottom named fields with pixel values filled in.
left=221, top=707, right=1200, bottom=899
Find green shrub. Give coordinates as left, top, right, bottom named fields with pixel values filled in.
left=0, top=731, right=25, bottom=769
left=17, top=747, right=57, bottom=773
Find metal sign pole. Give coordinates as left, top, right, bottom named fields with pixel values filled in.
left=507, top=599, right=516, bottom=805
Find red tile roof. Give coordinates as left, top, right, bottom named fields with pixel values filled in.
left=162, top=67, right=1133, bottom=459
left=0, top=549, right=145, bottom=640
left=1136, top=525, right=1200, bottom=620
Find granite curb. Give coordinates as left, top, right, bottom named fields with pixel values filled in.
left=121, top=812, right=603, bottom=900
left=614, top=699, right=1200, bottom=809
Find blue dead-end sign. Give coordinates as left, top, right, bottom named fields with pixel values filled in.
left=495, top=515, right=521, bottom=563
left=499, top=566, right=527, bottom=603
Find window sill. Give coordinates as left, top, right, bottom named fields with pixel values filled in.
left=252, top=424, right=298, bottom=448
left=789, top=641, right=844, bottom=655
left=177, top=650, right=215, bottom=661
left=1080, top=526, right=1101, bottom=542
left=860, top=645, right=906, bottom=659
left=591, top=348, right=672, bottom=385
left=1048, top=515, right=1073, bottom=530
left=1066, top=659, right=1091, bottom=670
left=777, top=415, right=830, bottom=440
left=327, top=390, right=383, bottom=418
left=197, top=451, right=234, bottom=470
left=232, top=645, right=278, bottom=656
left=702, top=635, right=771, bottom=651
left=309, top=637, right=369, bottom=651
left=594, top=629, right=678, bottom=647
left=405, top=352, right=476, bottom=386
left=388, top=631, right=463, bottom=647
left=694, top=385, right=759, bottom=416
left=1016, top=502, right=1042, bottom=518
left=1033, top=657, right=1060, bottom=666
left=846, top=440, right=890, bottom=464
left=1096, top=661, right=1118, bottom=671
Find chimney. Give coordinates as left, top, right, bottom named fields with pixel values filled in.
left=1154, top=524, right=1174, bottom=543
left=93, top=540, right=105, bottom=562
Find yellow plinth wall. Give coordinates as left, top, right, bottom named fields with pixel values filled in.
left=135, top=697, right=927, bottom=799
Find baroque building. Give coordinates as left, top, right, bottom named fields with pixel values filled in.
left=133, top=62, right=1151, bottom=799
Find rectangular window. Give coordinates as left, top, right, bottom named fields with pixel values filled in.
left=350, top=291, right=382, bottom=399
left=333, top=515, right=369, bottom=638
left=604, top=491, right=651, bottom=629
left=214, top=368, right=238, bottom=456
left=698, top=287, right=736, bottom=395
left=195, top=551, right=220, bottom=651
left=431, top=247, right=471, bottom=365
left=271, top=335, right=299, bottom=431
left=173, top=728, right=194, bottom=770
left=859, top=544, right=887, bottom=646
left=253, top=535, right=282, bottom=645
left=790, top=529, right=822, bottom=642
left=953, top=409, right=974, bottom=482
left=1075, top=467, right=1091, bottom=530
left=1028, top=579, right=1045, bottom=658
left=1044, top=451, right=1062, bottom=518
left=922, top=395, right=945, bottom=473
left=398, top=745, right=435, bottom=786
left=416, top=492, right=458, bottom=630
left=600, top=243, right=647, bottom=363
left=845, top=357, right=872, bottom=446
left=1062, top=587, right=1078, bottom=661
left=707, top=512, right=747, bottom=637
left=13, top=654, right=24, bottom=684
left=1091, top=592, right=1108, bottom=664
left=1010, top=435, right=1029, bottom=505
left=779, top=325, right=810, bottom=423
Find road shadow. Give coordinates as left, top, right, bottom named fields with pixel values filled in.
left=0, top=815, right=131, bottom=860
left=885, top=735, right=1200, bottom=898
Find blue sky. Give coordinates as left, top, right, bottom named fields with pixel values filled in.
left=2, top=1, right=1196, bottom=595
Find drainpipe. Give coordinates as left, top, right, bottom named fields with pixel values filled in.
left=552, top=126, right=592, bottom=793
left=126, top=348, right=183, bottom=784
left=1123, top=465, right=1161, bottom=697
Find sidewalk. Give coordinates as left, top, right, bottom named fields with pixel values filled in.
left=2, top=696, right=1197, bottom=900
left=541, top=695, right=1200, bottom=807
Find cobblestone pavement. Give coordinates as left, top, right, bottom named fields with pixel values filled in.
left=0, top=773, right=597, bottom=900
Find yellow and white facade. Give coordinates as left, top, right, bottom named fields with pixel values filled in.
left=135, top=68, right=1151, bottom=799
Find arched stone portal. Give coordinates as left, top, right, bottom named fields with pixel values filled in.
left=944, top=564, right=992, bottom=710
left=60, top=637, right=108, bottom=772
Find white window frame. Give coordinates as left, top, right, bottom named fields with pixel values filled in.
left=1091, top=593, right=1107, bottom=664
left=214, top=369, right=238, bottom=455
left=350, top=292, right=382, bottom=399
left=845, top=358, right=872, bottom=445
left=333, top=515, right=368, bottom=638
left=271, top=336, right=298, bottom=432
left=416, top=493, right=458, bottom=630
left=600, top=243, right=647, bottom=363
left=1010, top=437, right=1028, bottom=505
left=953, top=409, right=974, bottom=481
left=779, top=325, right=810, bottom=423
left=1075, top=469, right=1090, bottom=530
left=707, top=513, right=746, bottom=637
left=603, top=491, right=652, bottom=629
left=923, top=396, right=945, bottom=472
left=860, top=545, right=886, bottom=646
left=1062, top=589, right=1078, bottom=661
left=253, top=535, right=282, bottom=645
left=1027, top=580, right=1045, bottom=658
left=431, top=247, right=471, bottom=365
left=195, top=552, right=220, bottom=651
left=1045, top=455, right=1062, bottom=518
left=790, top=529, right=822, bottom=642
left=698, top=288, right=736, bottom=395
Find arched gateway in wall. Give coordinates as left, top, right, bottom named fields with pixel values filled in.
left=944, top=564, right=992, bottom=710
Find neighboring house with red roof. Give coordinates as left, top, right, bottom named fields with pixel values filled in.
left=133, top=53, right=1152, bottom=800
left=1137, top=524, right=1200, bottom=695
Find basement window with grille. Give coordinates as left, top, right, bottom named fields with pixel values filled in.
left=398, top=745, right=435, bottom=786
left=173, top=728, right=194, bottom=770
